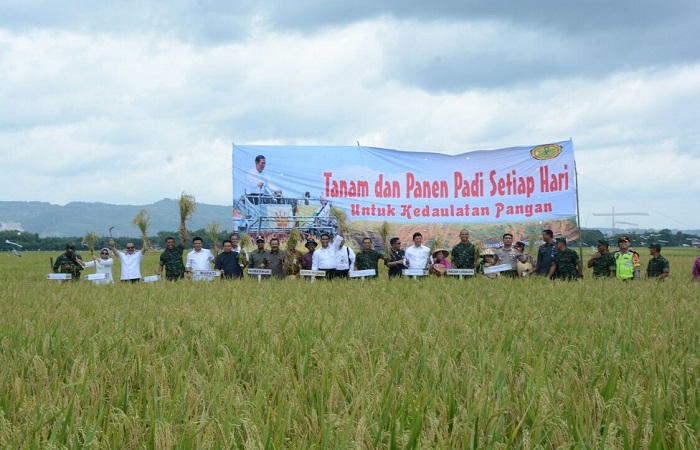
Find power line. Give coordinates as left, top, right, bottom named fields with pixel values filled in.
left=578, top=172, right=693, bottom=228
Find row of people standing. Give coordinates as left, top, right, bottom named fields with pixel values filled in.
left=54, top=224, right=679, bottom=283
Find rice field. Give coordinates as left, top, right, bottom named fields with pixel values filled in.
left=0, top=249, right=698, bottom=448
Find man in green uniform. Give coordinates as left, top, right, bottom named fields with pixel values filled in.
left=612, top=236, right=640, bottom=281
left=587, top=239, right=616, bottom=278
left=451, top=229, right=477, bottom=270
left=158, top=224, right=187, bottom=281
left=547, top=237, right=583, bottom=280
left=53, top=243, right=84, bottom=281
left=646, top=243, right=670, bottom=280
left=354, top=237, right=384, bottom=278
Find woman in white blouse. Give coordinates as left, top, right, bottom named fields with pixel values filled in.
left=82, top=247, right=115, bottom=284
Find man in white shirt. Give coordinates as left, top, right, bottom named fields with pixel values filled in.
left=335, top=238, right=356, bottom=278
left=186, top=236, right=215, bottom=280
left=311, top=233, right=344, bottom=280
left=110, top=238, right=146, bottom=283
left=404, top=232, right=431, bottom=270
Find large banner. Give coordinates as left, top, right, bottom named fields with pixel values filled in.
left=232, top=141, right=577, bottom=244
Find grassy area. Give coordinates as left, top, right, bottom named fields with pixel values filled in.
left=0, top=250, right=698, bottom=448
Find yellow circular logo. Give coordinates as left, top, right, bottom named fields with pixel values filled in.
left=530, top=144, right=562, bottom=160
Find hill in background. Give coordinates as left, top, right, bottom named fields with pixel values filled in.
left=0, top=199, right=232, bottom=237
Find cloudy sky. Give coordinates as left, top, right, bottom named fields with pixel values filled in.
left=2, top=1, right=699, bottom=231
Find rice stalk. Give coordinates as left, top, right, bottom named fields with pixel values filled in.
left=131, top=208, right=151, bottom=248
left=206, top=222, right=221, bottom=254
left=179, top=192, right=197, bottom=224
left=287, top=226, right=301, bottom=252
left=378, top=221, right=391, bottom=259
left=81, top=231, right=99, bottom=254
left=239, top=233, right=252, bottom=265
left=428, top=236, right=444, bottom=269
left=330, top=206, right=349, bottom=236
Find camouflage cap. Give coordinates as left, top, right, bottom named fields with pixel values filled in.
left=65, top=243, right=75, bottom=250
left=597, top=239, right=609, bottom=246
left=648, top=243, right=661, bottom=251
left=555, top=237, right=567, bottom=244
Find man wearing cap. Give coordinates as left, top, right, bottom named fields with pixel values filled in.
left=513, top=241, right=536, bottom=276
left=311, top=233, right=344, bottom=279
left=535, top=229, right=556, bottom=276
left=646, top=244, right=669, bottom=280
left=612, top=236, right=640, bottom=281
left=547, top=237, right=583, bottom=280
left=354, top=237, right=384, bottom=278
left=53, top=244, right=84, bottom=281
left=384, top=237, right=407, bottom=278
left=110, top=238, right=146, bottom=283
left=587, top=239, right=616, bottom=278
left=451, top=229, right=477, bottom=271
left=248, top=236, right=269, bottom=275
left=303, top=238, right=316, bottom=270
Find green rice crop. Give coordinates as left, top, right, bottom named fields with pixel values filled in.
left=0, top=249, right=698, bottom=448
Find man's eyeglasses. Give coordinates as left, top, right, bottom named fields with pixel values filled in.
left=126, top=246, right=135, bottom=249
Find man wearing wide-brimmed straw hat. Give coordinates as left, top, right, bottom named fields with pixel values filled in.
left=476, top=248, right=499, bottom=279
left=430, top=248, right=451, bottom=276
left=612, top=236, right=640, bottom=281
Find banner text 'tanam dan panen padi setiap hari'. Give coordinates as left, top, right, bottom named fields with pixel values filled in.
left=232, top=141, right=578, bottom=247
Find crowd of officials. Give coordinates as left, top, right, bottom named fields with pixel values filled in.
left=51, top=224, right=692, bottom=284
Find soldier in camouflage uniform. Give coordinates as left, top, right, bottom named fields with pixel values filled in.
left=158, top=223, right=187, bottom=281
left=354, top=237, right=384, bottom=278
left=547, top=237, right=583, bottom=280
left=587, top=239, right=616, bottom=278
left=646, top=243, right=670, bottom=280
left=451, top=229, right=477, bottom=270
left=52, top=244, right=84, bottom=281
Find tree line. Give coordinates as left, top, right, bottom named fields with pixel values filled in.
left=2, top=228, right=697, bottom=253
